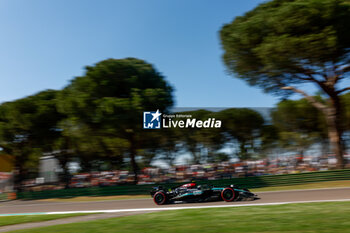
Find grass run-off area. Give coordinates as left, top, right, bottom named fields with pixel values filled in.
left=6, top=201, right=350, bottom=233
left=38, top=194, right=150, bottom=202
left=250, top=180, right=350, bottom=192
left=37, top=180, right=350, bottom=202
left=0, top=213, right=92, bottom=227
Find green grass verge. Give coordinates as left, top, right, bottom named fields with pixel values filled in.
left=38, top=194, right=150, bottom=202
left=7, top=201, right=350, bottom=233
left=251, top=180, right=350, bottom=192
left=0, top=213, right=92, bottom=227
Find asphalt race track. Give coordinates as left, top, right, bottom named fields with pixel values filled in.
left=1, top=188, right=350, bottom=215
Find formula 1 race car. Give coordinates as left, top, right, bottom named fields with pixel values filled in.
left=150, top=183, right=258, bottom=205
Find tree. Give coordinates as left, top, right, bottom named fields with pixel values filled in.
left=218, top=108, right=265, bottom=160
left=220, top=0, right=350, bottom=168
left=179, top=110, right=225, bottom=164
left=340, top=92, right=350, bottom=151
left=58, top=58, right=173, bottom=183
left=154, top=127, right=183, bottom=166
left=259, top=124, right=280, bottom=158
left=55, top=117, right=129, bottom=186
left=0, top=90, right=61, bottom=190
left=272, top=98, right=329, bottom=157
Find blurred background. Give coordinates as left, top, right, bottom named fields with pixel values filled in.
left=1, top=0, right=350, bottom=198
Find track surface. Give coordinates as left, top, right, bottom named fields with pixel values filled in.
left=1, top=188, right=349, bottom=214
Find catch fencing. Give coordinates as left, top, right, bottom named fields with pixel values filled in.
left=17, top=169, right=350, bottom=200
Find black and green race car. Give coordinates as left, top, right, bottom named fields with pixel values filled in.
left=151, top=183, right=258, bottom=205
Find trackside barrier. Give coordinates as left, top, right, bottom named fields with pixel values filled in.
left=0, top=193, right=8, bottom=202
left=0, top=192, right=14, bottom=201
left=7, top=192, right=16, bottom=200
left=17, top=169, right=350, bottom=200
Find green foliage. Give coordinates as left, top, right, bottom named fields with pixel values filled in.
left=220, top=0, right=350, bottom=94
left=341, top=92, right=350, bottom=130
left=174, top=110, right=225, bottom=164
left=0, top=90, right=62, bottom=187
left=272, top=97, right=328, bottom=152
left=272, top=98, right=327, bottom=135
left=259, top=124, right=280, bottom=157
left=0, top=58, right=175, bottom=185
left=217, top=108, right=265, bottom=160
left=153, top=126, right=183, bottom=166
left=58, top=58, right=173, bottom=131
left=340, top=92, right=350, bottom=149
left=220, top=0, right=350, bottom=168
left=58, top=58, right=174, bottom=179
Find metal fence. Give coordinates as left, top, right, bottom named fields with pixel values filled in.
left=17, top=169, right=350, bottom=200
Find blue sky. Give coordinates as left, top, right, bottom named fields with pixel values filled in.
left=1, top=0, right=288, bottom=107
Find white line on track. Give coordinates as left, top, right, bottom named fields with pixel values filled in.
left=1, top=198, right=350, bottom=217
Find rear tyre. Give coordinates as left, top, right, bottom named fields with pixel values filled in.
left=153, top=192, right=167, bottom=205
left=221, top=188, right=235, bottom=202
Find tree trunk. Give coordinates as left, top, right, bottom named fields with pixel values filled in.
left=13, top=152, right=27, bottom=192
left=189, top=147, right=200, bottom=164
left=59, top=155, right=71, bottom=189
left=14, top=164, right=25, bottom=192
left=129, top=134, right=139, bottom=185
left=239, top=141, right=248, bottom=160
left=326, top=96, right=345, bottom=169
left=326, top=114, right=345, bottom=169
left=282, top=85, right=346, bottom=169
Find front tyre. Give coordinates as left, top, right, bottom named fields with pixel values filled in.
left=221, top=188, right=235, bottom=202
left=153, top=192, right=167, bottom=205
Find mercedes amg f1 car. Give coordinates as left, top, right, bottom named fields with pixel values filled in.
left=150, top=183, right=258, bottom=205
